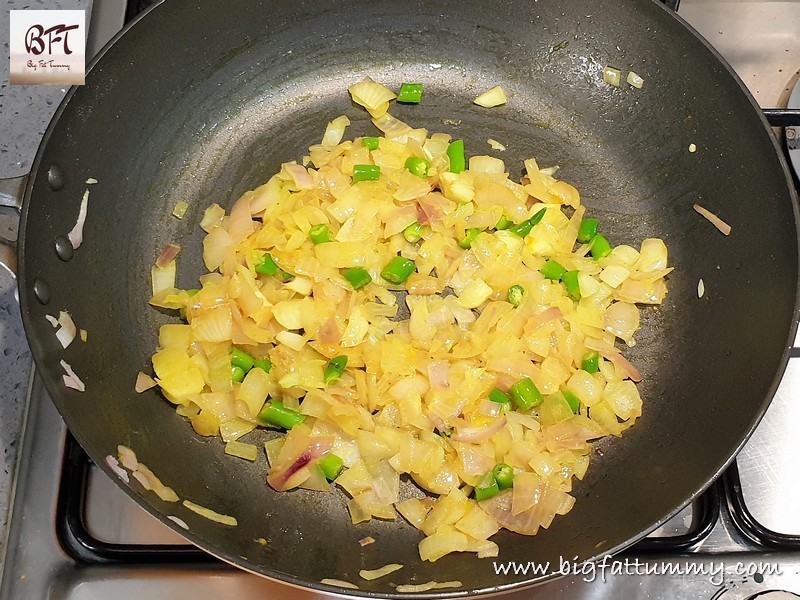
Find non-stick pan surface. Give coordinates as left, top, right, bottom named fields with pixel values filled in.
left=17, top=0, right=800, bottom=596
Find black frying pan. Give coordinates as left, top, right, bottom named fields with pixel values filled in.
left=13, top=0, right=800, bottom=596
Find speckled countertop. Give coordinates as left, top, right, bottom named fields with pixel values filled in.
left=0, top=0, right=90, bottom=549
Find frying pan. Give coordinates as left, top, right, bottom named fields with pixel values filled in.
left=5, top=0, right=799, bottom=596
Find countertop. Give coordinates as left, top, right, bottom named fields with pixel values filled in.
left=0, top=0, right=798, bottom=554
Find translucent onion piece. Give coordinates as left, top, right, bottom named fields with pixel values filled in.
left=105, top=455, right=129, bottom=483
left=693, top=203, right=731, bottom=235
left=55, top=310, right=77, bottom=348
left=135, top=371, right=157, bottom=393
left=60, top=359, right=85, bottom=392
left=358, top=563, right=403, bottom=581
left=474, top=85, right=507, bottom=108
left=320, top=579, right=360, bottom=590
left=67, top=189, right=89, bottom=250
left=396, top=581, right=462, bottom=593
left=155, top=243, right=181, bottom=268
left=348, top=77, right=397, bottom=118
left=182, top=500, right=238, bottom=526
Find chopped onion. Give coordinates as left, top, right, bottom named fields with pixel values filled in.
left=105, top=455, right=129, bottom=483
left=372, top=112, right=413, bottom=139
left=85, top=177, right=98, bottom=184
left=55, top=310, right=77, bottom=348
left=67, top=189, right=90, bottom=250
left=155, top=243, right=181, bottom=268
left=427, top=361, right=450, bottom=389
left=45, top=314, right=59, bottom=327
left=151, top=260, right=176, bottom=296
left=320, top=579, right=360, bottom=590
left=168, top=515, right=190, bottom=530
left=117, top=445, right=139, bottom=470
left=474, top=85, right=507, bottom=108
left=135, top=371, right=157, bottom=393
left=626, top=71, right=644, bottom=88
left=698, top=278, right=705, bottom=298
left=60, top=359, right=85, bottom=392
left=172, top=201, right=189, bottom=219
left=348, top=77, right=396, bottom=118
left=487, top=138, right=506, bottom=151
left=396, top=581, right=462, bottom=593
left=358, top=563, right=403, bottom=581
left=693, top=203, right=731, bottom=235
left=321, top=115, right=351, bottom=147
left=358, top=536, right=376, bottom=547
left=200, top=203, right=225, bottom=232
left=452, top=416, right=507, bottom=443
left=585, top=337, right=643, bottom=382
left=285, top=163, right=314, bottom=190
left=182, top=500, right=238, bottom=526
left=225, top=440, right=258, bottom=461
left=603, top=66, right=622, bottom=87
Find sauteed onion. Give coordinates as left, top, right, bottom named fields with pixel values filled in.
left=146, top=83, right=671, bottom=561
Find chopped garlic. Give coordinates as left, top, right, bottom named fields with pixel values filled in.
left=689, top=143, right=697, bottom=153
left=698, top=279, right=705, bottom=298
left=487, top=138, right=506, bottom=151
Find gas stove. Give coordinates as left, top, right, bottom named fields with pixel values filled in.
left=2, top=2, right=800, bottom=599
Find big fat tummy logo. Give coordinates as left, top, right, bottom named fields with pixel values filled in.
left=9, top=10, right=86, bottom=85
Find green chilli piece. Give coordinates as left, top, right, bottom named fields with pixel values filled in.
left=405, top=156, right=431, bottom=178
left=318, top=454, right=344, bottom=480
left=577, top=218, right=599, bottom=244
left=403, top=222, right=424, bottom=243
left=255, top=253, right=279, bottom=276
left=492, top=463, right=515, bottom=490
left=231, top=365, right=246, bottom=383
left=257, top=400, right=306, bottom=430
left=324, top=355, right=348, bottom=384
left=352, top=164, right=381, bottom=182
left=362, top=137, right=380, bottom=150
left=397, top=83, right=424, bottom=103
left=230, top=347, right=255, bottom=372
left=309, top=223, right=332, bottom=245
left=186, top=288, right=200, bottom=296
left=343, top=267, right=372, bottom=290
left=540, top=259, right=567, bottom=281
left=507, top=285, right=526, bottom=308
left=458, top=228, right=482, bottom=249
left=563, top=390, right=581, bottom=414
left=381, top=256, right=416, bottom=284
left=253, top=358, right=272, bottom=373
left=509, top=377, right=544, bottom=411
left=590, top=234, right=612, bottom=259
left=495, top=216, right=512, bottom=230
left=582, top=351, right=599, bottom=374
left=562, top=270, right=581, bottom=300
left=528, top=207, right=547, bottom=227
left=279, top=271, right=295, bottom=282
left=447, top=139, right=466, bottom=173
left=474, top=471, right=500, bottom=501
left=488, top=388, right=512, bottom=408
left=508, top=208, right=546, bottom=238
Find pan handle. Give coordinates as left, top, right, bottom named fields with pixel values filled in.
left=0, top=175, right=27, bottom=278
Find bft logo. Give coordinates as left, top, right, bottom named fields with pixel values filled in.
left=9, top=10, right=86, bottom=85
left=25, top=23, right=80, bottom=56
